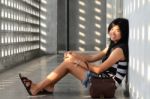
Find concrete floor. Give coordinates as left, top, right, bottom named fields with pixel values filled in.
left=0, top=55, right=130, bottom=99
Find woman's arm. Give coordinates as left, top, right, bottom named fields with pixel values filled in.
left=86, top=47, right=125, bottom=74
left=70, top=47, right=108, bottom=62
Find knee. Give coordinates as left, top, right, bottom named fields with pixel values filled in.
left=63, top=59, right=74, bottom=68
left=63, top=59, right=72, bottom=65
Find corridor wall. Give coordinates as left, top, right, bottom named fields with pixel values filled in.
left=124, top=0, right=150, bottom=99
left=57, top=0, right=106, bottom=52
left=0, top=0, right=41, bottom=71
left=40, top=0, right=57, bottom=54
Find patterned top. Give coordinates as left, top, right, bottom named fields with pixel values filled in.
left=102, top=44, right=129, bottom=84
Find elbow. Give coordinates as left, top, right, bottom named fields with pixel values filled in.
left=89, top=65, right=102, bottom=74
left=95, top=67, right=104, bottom=74
left=94, top=69, right=101, bottom=74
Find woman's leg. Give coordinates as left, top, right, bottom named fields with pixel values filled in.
left=31, top=59, right=87, bottom=95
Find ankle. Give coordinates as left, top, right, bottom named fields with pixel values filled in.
left=45, top=86, right=54, bottom=92
left=31, top=85, right=41, bottom=95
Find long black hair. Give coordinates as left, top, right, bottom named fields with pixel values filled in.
left=106, top=18, right=129, bottom=59
left=108, top=18, right=129, bottom=45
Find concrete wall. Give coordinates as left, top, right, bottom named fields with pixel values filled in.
left=69, top=0, right=106, bottom=51
left=57, top=0, right=67, bottom=52
left=57, top=0, right=106, bottom=52
left=43, top=0, right=106, bottom=53
left=40, top=0, right=57, bottom=54
left=124, top=0, right=150, bottom=99
left=0, top=0, right=41, bottom=72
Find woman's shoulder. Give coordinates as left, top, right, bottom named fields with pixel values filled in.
left=114, top=43, right=129, bottom=61
left=113, top=43, right=128, bottom=53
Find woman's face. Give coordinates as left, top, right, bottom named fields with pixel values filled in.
left=109, top=25, right=122, bottom=43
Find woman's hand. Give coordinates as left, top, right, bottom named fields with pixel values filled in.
left=63, top=52, right=89, bottom=70
left=64, top=51, right=73, bottom=60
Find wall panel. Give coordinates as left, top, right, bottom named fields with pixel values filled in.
left=0, top=0, right=41, bottom=71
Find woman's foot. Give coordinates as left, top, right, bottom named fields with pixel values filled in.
left=29, top=80, right=54, bottom=94
left=19, top=73, right=53, bottom=95
left=34, top=84, right=54, bottom=94
left=44, top=86, right=54, bottom=93
left=19, top=73, right=35, bottom=95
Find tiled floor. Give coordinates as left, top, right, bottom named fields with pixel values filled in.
left=0, top=55, right=130, bottom=99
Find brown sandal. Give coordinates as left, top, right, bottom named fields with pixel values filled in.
left=19, top=73, right=53, bottom=95
left=19, top=73, right=33, bottom=95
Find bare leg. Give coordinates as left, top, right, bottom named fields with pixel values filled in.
left=31, top=59, right=87, bottom=95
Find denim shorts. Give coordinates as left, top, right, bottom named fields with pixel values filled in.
left=81, top=71, right=120, bottom=88
left=81, top=71, right=91, bottom=88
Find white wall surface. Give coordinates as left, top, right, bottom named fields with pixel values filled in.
left=123, top=0, right=150, bottom=99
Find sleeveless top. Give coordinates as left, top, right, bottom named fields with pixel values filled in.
left=101, top=43, right=129, bottom=84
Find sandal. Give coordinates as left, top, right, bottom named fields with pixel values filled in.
left=38, top=89, right=53, bottom=95
left=19, top=73, right=53, bottom=95
left=19, top=73, right=33, bottom=95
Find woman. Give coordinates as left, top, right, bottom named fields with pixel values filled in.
left=19, top=18, right=129, bottom=96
